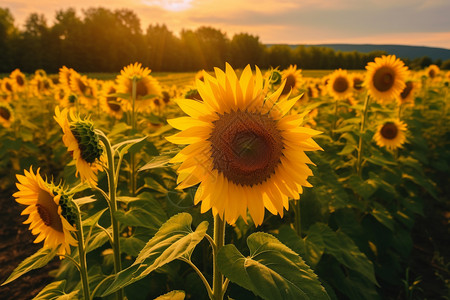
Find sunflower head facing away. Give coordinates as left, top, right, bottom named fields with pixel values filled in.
left=364, top=55, right=408, bottom=104
left=374, top=120, right=407, bottom=150
left=54, top=107, right=103, bottom=185
left=327, top=69, right=353, bottom=100
left=100, top=81, right=123, bottom=119
left=281, top=65, right=303, bottom=96
left=167, top=63, right=321, bottom=226
left=13, top=168, right=78, bottom=255
left=116, top=62, right=162, bottom=112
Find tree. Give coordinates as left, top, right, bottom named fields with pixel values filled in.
left=229, top=33, right=265, bottom=68
left=0, top=7, right=16, bottom=71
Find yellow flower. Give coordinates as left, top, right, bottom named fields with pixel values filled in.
left=13, top=168, right=78, bottom=255
left=281, top=65, right=303, bottom=95
left=116, top=62, right=162, bottom=112
left=327, top=69, right=353, bottom=100
left=10, top=69, right=26, bottom=91
left=1, top=77, right=14, bottom=94
left=54, top=85, right=71, bottom=108
left=374, top=120, right=407, bottom=150
left=425, top=64, right=440, bottom=79
left=364, top=55, right=408, bottom=103
left=195, top=70, right=205, bottom=82
left=0, top=102, right=14, bottom=128
left=59, top=66, right=74, bottom=90
left=100, top=81, right=123, bottom=119
left=167, top=64, right=321, bottom=226
left=54, top=107, right=103, bottom=185
left=397, top=81, right=417, bottom=105
left=70, top=72, right=97, bottom=109
left=351, top=73, right=365, bottom=94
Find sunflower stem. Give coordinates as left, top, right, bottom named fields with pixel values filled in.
left=75, top=206, right=91, bottom=300
left=181, top=258, right=213, bottom=299
left=97, top=130, right=124, bottom=300
left=130, top=78, right=137, bottom=196
left=331, top=99, right=339, bottom=139
left=212, top=214, right=226, bottom=300
left=357, top=94, right=371, bottom=177
left=294, top=199, right=302, bottom=237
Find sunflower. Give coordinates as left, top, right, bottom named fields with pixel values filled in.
left=10, top=69, right=26, bottom=91
left=364, top=55, right=408, bottom=103
left=374, top=120, right=407, bottom=150
left=70, top=73, right=97, bottom=109
left=59, top=66, right=74, bottom=90
left=195, top=70, right=205, bottom=82
left=31, top=74, right=53, bottom=97
left=425, top=64, right=440, bottom=79
left=116, top=62, right=162, bottom=112
left=54, top=85, right=71, bottom=108
left=0, top=102, right=14, bottom=128
left=351, top=73, right=365, bottom=94
left=281, top=65, right=302, bottom=96
left=397, top=81, right=417, bottom=105
left=100, top=81, right=123, bottom=119
left=13, top=168, right=78, bottom=255
left=167, top=64, right=321, bottom=225
left=327, top=69, right=352, bottom=100
left=1, top=77, right=14, bottom=94
left=54, top=107, right=104, bottom=185
left=265, top=68, right=283, bottom=86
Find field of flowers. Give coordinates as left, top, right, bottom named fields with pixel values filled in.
left=0, top=58, right=448, bottom=300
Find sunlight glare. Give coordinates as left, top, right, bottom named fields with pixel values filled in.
left=142, top=0, right=192, bottom=11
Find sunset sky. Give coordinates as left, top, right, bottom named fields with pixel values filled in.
left=4, top=0, right=450, bottom=49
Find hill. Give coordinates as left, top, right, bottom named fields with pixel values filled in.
left=276, top=44, right=450, bottom=61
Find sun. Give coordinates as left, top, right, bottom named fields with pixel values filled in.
left=142, top=0, right=192, bottom=11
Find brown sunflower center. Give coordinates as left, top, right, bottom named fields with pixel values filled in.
left=209, top=110, right=283, bottom=186
left=281, top=74, right=296, bottom=95
left=373, top=67, right=395, bottom=92
left=107, top=100, right=121, bottom=112
left=380, top=122, right=398, bottom=140
left=16, top=75, right=25, bottom=86
left=333, top=76, right=349, bottom=93
left=5, top=82, right=12, bottom=92
left=0, top=107, right=11, bottom=120
left=353, top=78, right=363, bottom=91
left=37, top=189, right=63, bottom=232
left=76, top=78, right=87, bottom=94
left=400, top=81, right=413, bottom=99
left=428, top=69, right=435, bottom=78
left=136, top=80, right=148, bottom=97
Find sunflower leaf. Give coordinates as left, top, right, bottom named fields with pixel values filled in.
left=2, top=247, right=58, bottom=286
left=154, top=290, right=186, bottom=300
left=32, top=280, right=79, bottom=300
left=102, top=213, right=208, bottom=296
left=139, top=155, right=173, bottom=172
left=217, top=232, right=330, bottom=300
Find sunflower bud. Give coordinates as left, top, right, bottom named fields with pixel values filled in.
left=54, top=188, right=78, bottom=227
left=268, top=69, right=282, bottom=85
left=70, top=120, right=103, bottom=164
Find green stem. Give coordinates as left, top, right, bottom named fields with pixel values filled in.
left=331, top=99, right=339, bottom=139
left=130, top=78, right=137, bottom=196
left=212, top=215, right=226, bottom=300
left=357, top=94, right=371, bottom=177
left=181, top=258, right=213, bottom=299
left=96, top=131, right=124, bottom=300
left=294, top=200, right=301, bottom=237
left=75, top=207, right=91, bottom=300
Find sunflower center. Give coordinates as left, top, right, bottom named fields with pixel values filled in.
left=429, top=69, right=435, bottom=78
left=37, top=189, right=63, bottom=232
left=136, top=80, right=148, bottom=97
left=5, top=82, right=12, bottom=92
left=0, top=107, right=11, bottom=120
left=281, top=74, right=296, bottom=95
left=16, top=75, right=25, bottom=86
left=373, top=67, right=395, bottom=92
left=400, top=81, right=413, bottom=99
left=107, top=100, right=121, bottom=112
left=76, top=78, right=87, bottom=94
left=380, top=122, right=398, bottom=140
left=333, top=76, right=349, bottom=93
left=353, top=78, right=363, bottom=91
left=209, top=110, right=283, bottom=186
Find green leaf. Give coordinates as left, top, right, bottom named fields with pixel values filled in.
left=113, top=136, right=148, bottom=156
left=154, top=290, right=186, bottom=300
left=347, top=175, right=377, bottom=200
left=217, top=232, right=330, bottom=300
left=108, top=122, right=130, bottom=137
left=306, top=223, right=377, bottom=285
left=83, top=208, right=108, bottom=227
left=139, top=155, right=173, bottom=172
left=2, top=247, right=58, bottom=285
left=370, top=204, right=395, bottom=231
left=338, top=143, right=357, bottom=156
left=73, top=195, right=97, bottom=206
left=102, top=213, right=208, bottom=296
left=32, top=280, right=79, bottom=300
left=114, top=199, right=167, bottom=232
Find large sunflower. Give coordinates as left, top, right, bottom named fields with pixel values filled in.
left=0, top=102, right=14, bottom=128
left=327, top=69, right=353, bottom=100
left=280, top=65, right=303, bottom=96
left=116, top=62, right=162, bottom=112
left=374, top=120, right=407, bottom=150
left=167, top=64, right=321, bottom=225
left=54, top=107, right=104, bottom=185
left=13, top=168, right=78, bottom=255
left=10, top=69, right=26, bottom=91
left=364, top=55, right=408, bottom=103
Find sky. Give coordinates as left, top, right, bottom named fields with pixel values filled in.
left=4, top=0, right=450, bottom=49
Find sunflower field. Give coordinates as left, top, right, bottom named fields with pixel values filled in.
left=0, top=58, right=449, bottom=300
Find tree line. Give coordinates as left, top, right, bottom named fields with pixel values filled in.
left=0, top=7, right=448, bottom=73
